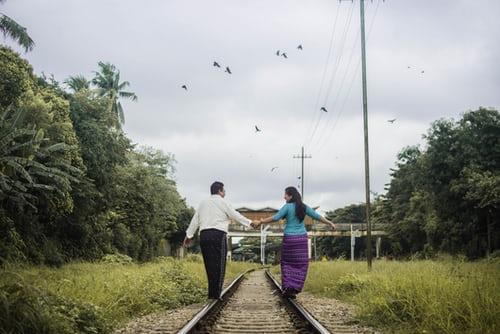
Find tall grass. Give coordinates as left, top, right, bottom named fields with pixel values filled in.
left=296, top=258, right=500, bottom=334
left=0, top=256, right=257, bottom=333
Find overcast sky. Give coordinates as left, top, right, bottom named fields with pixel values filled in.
left=4, top=0, right=500, bottom=213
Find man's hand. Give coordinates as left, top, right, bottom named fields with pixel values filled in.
left=183, top=237, right=193, bottom=247
left=329, top=222, right=336, bottom=230
left=250, top=220, right=260, bottom=229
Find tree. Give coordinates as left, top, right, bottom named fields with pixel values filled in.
left=0, top=0, right=35, bottom=52
left=109, top=148, right=186, bottom=261
left=1, top=47, right=192, bottom=265
left=317, top=203, right=368, bottom=259
left=92, top=62, right=137, bottom=127
left=0, top=46, right=34, bottom=108
left=376, top=108, right=500, bottom=258
left=64, top=75, right=90, bottom=92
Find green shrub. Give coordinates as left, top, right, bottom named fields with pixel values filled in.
left=332, top=273, right=366, bottom=296
left=0, top=274, right=109, bottom=334
left=100, top=253, right=133, bottom=265
left=185, top=253, right=203, bottom=263
left=42, top=239, right=65, bottom=267
left=152, top=256, right=175, bottom=263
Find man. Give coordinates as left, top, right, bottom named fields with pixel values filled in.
left=184, top=181, right=258, bottom=300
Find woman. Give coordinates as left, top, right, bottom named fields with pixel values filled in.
left=256, top=186, right=335, bottom=299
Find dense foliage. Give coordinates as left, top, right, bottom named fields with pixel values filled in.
left=374, top=108, right=500, bottom=258
left=0, top=46, right=192, bottom=265
left=316, top=108, right=499, bottom=259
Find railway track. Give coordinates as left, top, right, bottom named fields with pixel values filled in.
left=178, top=269, right=330, bottom=334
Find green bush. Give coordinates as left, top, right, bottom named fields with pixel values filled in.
left=0, top=274, right=109, bottom=334
left=185, top=253, right=203, bottom=263
left=42, top=239, right=65, bottom=267
left=332, top=273, right=366, bottom=296
left=100, top=253, right=133, bottom=265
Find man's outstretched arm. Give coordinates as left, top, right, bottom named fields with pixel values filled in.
left=223, top=201, right=254, bottom=227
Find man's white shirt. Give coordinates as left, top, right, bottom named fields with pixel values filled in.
left=185, top=195, right=252, bottom=238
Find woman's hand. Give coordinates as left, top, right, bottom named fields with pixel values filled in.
left=250, top=220, right=260, bottom=228
left=329, top=222, right=336, bottom=230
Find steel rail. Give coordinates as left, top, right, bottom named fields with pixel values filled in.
left=177, top=269, right=253, bottom=334
left=265, top=270, right=331, bottom=334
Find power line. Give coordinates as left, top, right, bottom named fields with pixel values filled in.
left=322, top=2, right=356, bottom=108
left=312, top=22, right=361, bottom=150
left=303, top=1, right=342, bottom=145
left=315, top=0, right=381, bottom=154
left=305, top=2, right=356, bottom=148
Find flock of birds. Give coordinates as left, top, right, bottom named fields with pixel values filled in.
left=180, top=44, right=304, bottom=92
left=180, top=44, right=305, bottom=141
left=179, top=43, right=415, bottom=174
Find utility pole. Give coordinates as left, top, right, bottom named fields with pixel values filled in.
left=359, top=0, right=373, bottom=270
left=293, top=146, right=312, bottom=199
left=339, top=0, right=373, bottom=269
left=293, top=147, right=315, bottom=260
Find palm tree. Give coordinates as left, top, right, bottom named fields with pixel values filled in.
left=0, top=0, right=35, bottom=52
left=64, top=75, right=90, bottom=92
left=0, top=108, right=79, bottom=211
left=92, top=62, right=137, bottom=126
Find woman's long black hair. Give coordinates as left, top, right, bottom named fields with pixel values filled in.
left=285, top=186, right=306, bottom=221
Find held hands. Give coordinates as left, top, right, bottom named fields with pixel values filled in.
left=183, top=237, right=193, bottom=248
left=250, top=220, right=261, bottom=229
left=250, top=218, right=265, bottom=229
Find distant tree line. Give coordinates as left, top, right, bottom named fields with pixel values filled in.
left=0, top=46, right=193, bottom=265
left=318, top=108, right=499, bottom=259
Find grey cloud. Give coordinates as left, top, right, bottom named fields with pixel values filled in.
left=5, top=0, right=500, bottom=212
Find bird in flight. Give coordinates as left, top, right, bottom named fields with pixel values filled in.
left=320, top=107, right=328, bottom=112
left=255, top=125, right=261, bottom=132
left=297, top=44, right=303, bottom=50
left=421, top=70, right=425, bottom=74
left=225, top=67, right=232, bottom=74
left=407, top=66, right=411, bottom=69
left=297, top=176, right=301, bottom=180
left=276, top=50, right=280, bottom=56
left=387, top=119, right=396, bottom=123
left=282, top=52, right=288, bottom=59
left=271, top=167, right=278, bottom=172
left=213, top=61, right=221, bottom=68
left=181, top=85, right=187, bottom=90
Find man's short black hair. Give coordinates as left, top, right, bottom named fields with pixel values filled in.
left=210, top=181, right=224, bottom=195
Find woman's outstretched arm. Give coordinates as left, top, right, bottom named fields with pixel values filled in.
left=258, top=204, right=288, bottom=226
left=259, top=215, right=275, bottom=225
left=318, top=215, right=336, bottom=229
left=306, top=206, right=336, bottom=229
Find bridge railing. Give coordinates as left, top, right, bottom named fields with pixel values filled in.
left=229, top=221, right=388, bottom=233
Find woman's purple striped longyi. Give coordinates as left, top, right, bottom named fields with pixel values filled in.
left=281, top=234, right=309, bottom=292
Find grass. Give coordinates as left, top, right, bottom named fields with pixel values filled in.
left=274, top=258, right=500, bottom=334
left=0, top=255, right=257, bottom=333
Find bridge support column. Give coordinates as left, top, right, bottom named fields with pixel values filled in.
left=227, top=235, right=232, bottom=262
left=307, top=237, right=312, bottom=259
left=376, top=237, right=381, bottom=259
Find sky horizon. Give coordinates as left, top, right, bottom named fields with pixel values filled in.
left=4, top=0, right=500, bottom=213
